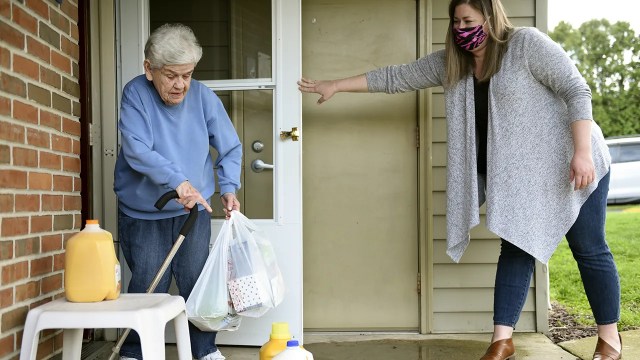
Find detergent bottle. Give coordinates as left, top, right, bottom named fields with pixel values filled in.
left=64, top=219, right=121, bottom=302
left=272, top=340, right=314, bottom=360
left=259, top=322, right=292, bottom=360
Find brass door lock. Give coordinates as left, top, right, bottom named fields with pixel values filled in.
left=280, top=127, right=300, bottom=141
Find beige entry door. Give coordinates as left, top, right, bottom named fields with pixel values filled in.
left=302, top=0, right=419, bottom=331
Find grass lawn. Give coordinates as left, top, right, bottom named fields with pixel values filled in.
left=549, top=205, right=640, bottom=329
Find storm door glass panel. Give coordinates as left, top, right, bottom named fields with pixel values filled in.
left=150, top=0, right=275, bottom=220
left=149, top=0, right=273, bottom=81
left=212, top=89, right=274, bottom=220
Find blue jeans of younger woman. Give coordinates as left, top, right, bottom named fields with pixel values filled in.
left=118, top=207, right=218, bottom=359
left=493, top=171, right=620, bottom=328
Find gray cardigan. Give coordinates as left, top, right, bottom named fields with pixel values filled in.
left=366, top=27, right=611, bottom=263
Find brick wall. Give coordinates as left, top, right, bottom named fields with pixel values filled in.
left=0, top=0, right=81, bottom=358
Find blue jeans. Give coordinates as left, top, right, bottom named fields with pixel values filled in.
left=118, top=208, right=218, bottom=359
left=493, top=171, right=620, bottom=328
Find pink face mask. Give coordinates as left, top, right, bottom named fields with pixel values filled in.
left=453, top=23, right=487, bottom=51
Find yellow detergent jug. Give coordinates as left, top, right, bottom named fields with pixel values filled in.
left=64, top=219, right=121, bottom=302
left=259, top=322, right=292, bottom=360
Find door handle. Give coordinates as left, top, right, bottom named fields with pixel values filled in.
left=251, top=159, right=274, bottom=173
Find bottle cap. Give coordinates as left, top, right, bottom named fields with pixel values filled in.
left=270, top=322, right=291, bottom=340
left=286, top=340, right=299, bottom=347
left=86, top=219, right=99, bottom=225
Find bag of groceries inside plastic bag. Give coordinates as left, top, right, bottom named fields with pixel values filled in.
left=227, top=211, right=285, bottom=317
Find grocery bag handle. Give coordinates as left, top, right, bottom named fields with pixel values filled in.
left=154, top=190, right=199, bottom=237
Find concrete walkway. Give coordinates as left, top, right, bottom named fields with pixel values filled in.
left=558, top=329, right=638, bottom=360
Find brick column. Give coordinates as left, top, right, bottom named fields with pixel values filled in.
left=0, top=0, right=81, bottom=358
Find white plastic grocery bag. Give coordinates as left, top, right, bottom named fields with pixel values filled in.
left=186, top=219, right=241, bottom=332
left=227, top=211, right=285, bottom=317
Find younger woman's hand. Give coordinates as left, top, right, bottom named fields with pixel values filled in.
left=569, top=151, right=595, bottom=190
left=298, top=77, right=337, bottom=104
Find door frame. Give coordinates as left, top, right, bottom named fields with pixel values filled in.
left=418, top=0, right=432, bottom=334
left=87, top=0, right=119, bottom=341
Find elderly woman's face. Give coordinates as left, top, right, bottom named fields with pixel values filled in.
left=144, top=61, right=195, bottom=106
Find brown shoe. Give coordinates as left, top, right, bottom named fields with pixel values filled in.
left=593, top=335, right=622, bottom=360
left=480, top=338, right=515, bottom=360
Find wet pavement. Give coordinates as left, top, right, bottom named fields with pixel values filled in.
left=85, top=331, right=640, bottom=359
left=161, top=333, right=578, bottom=359
left=305, top=339, right=497, bottom=359
left=301, top=333, right=578, bottom=360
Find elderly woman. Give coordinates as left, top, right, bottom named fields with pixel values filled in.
left=114, top=23, right=241, bottom=360
left=298, top=0, right=622, bottom=359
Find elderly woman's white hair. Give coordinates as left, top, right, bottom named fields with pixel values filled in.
left=144, top=23, right=203, bottom=68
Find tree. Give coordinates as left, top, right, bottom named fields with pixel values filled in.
left=549, top=20, right=640, bottom=137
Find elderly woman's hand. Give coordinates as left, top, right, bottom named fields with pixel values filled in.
left=176, top=180, right=213, bottom=213
left=221, top=193, right=241, bottom=219
left=298, top=77, right=338, bottom=104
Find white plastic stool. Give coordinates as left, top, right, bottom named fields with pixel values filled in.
left=20, top=293, right=191, bottom=360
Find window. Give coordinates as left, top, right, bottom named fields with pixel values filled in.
left=609, top=142, right=640, bottom=164
left=617, top=143, right=640, bottom=163
left=150, top=0, right=272, bottom=82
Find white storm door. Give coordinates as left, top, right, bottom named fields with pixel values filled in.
left=116, top=0, right=302, bottom=346
left=215, top=0, right=303, bottom=346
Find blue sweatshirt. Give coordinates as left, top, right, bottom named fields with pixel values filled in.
left=114, top=75, right=242, bottom=220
